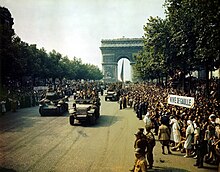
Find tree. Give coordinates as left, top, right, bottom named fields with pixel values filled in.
left=1, top=7, right=103, bottom=90
left=135, top=17, right=170, bottom=83
left=165, top=0, right=198, bottom=91
left=165, top=0, right=220, bottom=94
left=0, top=6, right=15, bottom=91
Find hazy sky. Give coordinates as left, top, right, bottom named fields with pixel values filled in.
left=1, top=0, right=165, bottom=81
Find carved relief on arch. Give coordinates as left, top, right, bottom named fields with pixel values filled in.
left=102, top=54, right=115, bottom=63
left=104, top=65, right=114, bottom=78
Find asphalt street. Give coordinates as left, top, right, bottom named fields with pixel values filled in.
left=0, top=95, right=218, bottom=172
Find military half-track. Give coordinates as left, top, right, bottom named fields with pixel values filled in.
left=69, top=97, right=100, bottom=125
left=105, top=90, right=119, bottom=101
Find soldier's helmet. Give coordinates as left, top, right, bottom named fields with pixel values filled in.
left=135, top=130, right=146, bottom=139
left=138, top=128, right=144, bottom=133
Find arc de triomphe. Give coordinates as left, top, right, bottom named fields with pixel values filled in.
left=100, top=38, right=143, bottom=82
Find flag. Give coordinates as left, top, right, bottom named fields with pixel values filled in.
left=120, top=60, right=124, bottom=82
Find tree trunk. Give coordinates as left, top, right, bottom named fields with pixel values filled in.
left=32, top=76, right=36, bottom=87
left=218, top=69, right=220, bottom=100
left=189, top=72, right=192, bottom=94
left=205, top=64, right=210, bottom=98
left=158, top=76, right=160, bottom=85
left=165, top=74, right=168, bottom=88
left=218, top=76, right=220, bottom=100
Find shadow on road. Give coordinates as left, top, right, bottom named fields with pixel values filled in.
left=93, top=115, right=123, bottom=128
left=0, top=167, right=16, bottom=172
left=0, top=107, right=69, bottom=133
left=149, top=166, right=190, bottom=172
left=0, top=110, right=39, bottom=133
left=149, top=165, right=218, bottom=171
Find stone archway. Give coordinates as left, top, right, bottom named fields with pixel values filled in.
left=100, top=38, right=143, bottom=82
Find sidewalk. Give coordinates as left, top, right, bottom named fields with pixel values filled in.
left=150, top=135, right=218, bottom=172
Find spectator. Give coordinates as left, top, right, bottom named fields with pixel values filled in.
left=132, top=148, right=148, bottom=172
left=193, top=120, right=207, bottom=168
left=184, top=120, right=195, bottom=157
left=158, top=119, right=172, bottom=154
left=145, top=125, right=156, bottom=169
left=170, top=115, right=181, bottom=151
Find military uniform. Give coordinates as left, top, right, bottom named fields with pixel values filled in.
left=130, top=130, right=148, bottom=172
left=145, top=130, right=155, bottom=169
left=134, top=155, right=148, bottom=172
left=134, top=137, right=148, bottom=153
left=134, top=129, right=148, bottom=154
left=158, top=124, right=171, bottom=154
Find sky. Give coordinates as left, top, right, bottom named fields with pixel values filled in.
left=1, top=0, right=165, bottom=81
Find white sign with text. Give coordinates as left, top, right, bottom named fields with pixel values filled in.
left=168, top=94, right=194, bottom=108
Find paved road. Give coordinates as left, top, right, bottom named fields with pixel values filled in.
left=0, top=96, right=218, bottom=172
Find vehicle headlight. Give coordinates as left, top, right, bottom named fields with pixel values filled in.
left=69, top=109, right=76, bottom=114
left=87, top=106, right=91, bottom=111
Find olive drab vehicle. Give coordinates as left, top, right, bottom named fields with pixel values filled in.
left=69, top=96, right=101, bottom=126
left=39, top=91, right=69, bottom=116
left=105, top=90, right=119, bottom=101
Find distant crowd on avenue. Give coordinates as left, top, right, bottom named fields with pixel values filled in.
left=0, top=80, right=104, bottom=114
left=117, top=79, right=219, bottom=171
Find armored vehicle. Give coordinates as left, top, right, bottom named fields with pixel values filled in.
left=105, top=90, right=119, bottom=101
left=39, top=91, right=68, bottom=116
left=69, top=97, right=100, bottom=125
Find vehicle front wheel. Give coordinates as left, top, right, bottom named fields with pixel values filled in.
left=64, top=103, right=68, bottom=111
left=57, top=106, right=63, bottom=116
left=89, top=115, right=96, bottom=125
left=69, top=115, right=75, bottom=125
left=95, top=109, right=100, bottom=119
left=39, top=107, right=45, bottom=116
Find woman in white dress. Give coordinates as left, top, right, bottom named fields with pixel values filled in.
left=170, top=116, right=181, bottom=149
left=184, top=120, right=194, bottom=157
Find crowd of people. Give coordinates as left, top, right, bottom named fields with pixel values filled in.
left=1, top=78, right=219, bottom=171
left=0, top=80, right=105, bottom=114
left=0, top=87, right=38, bottom=114
left=116, top=79, right=219, bottom=171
